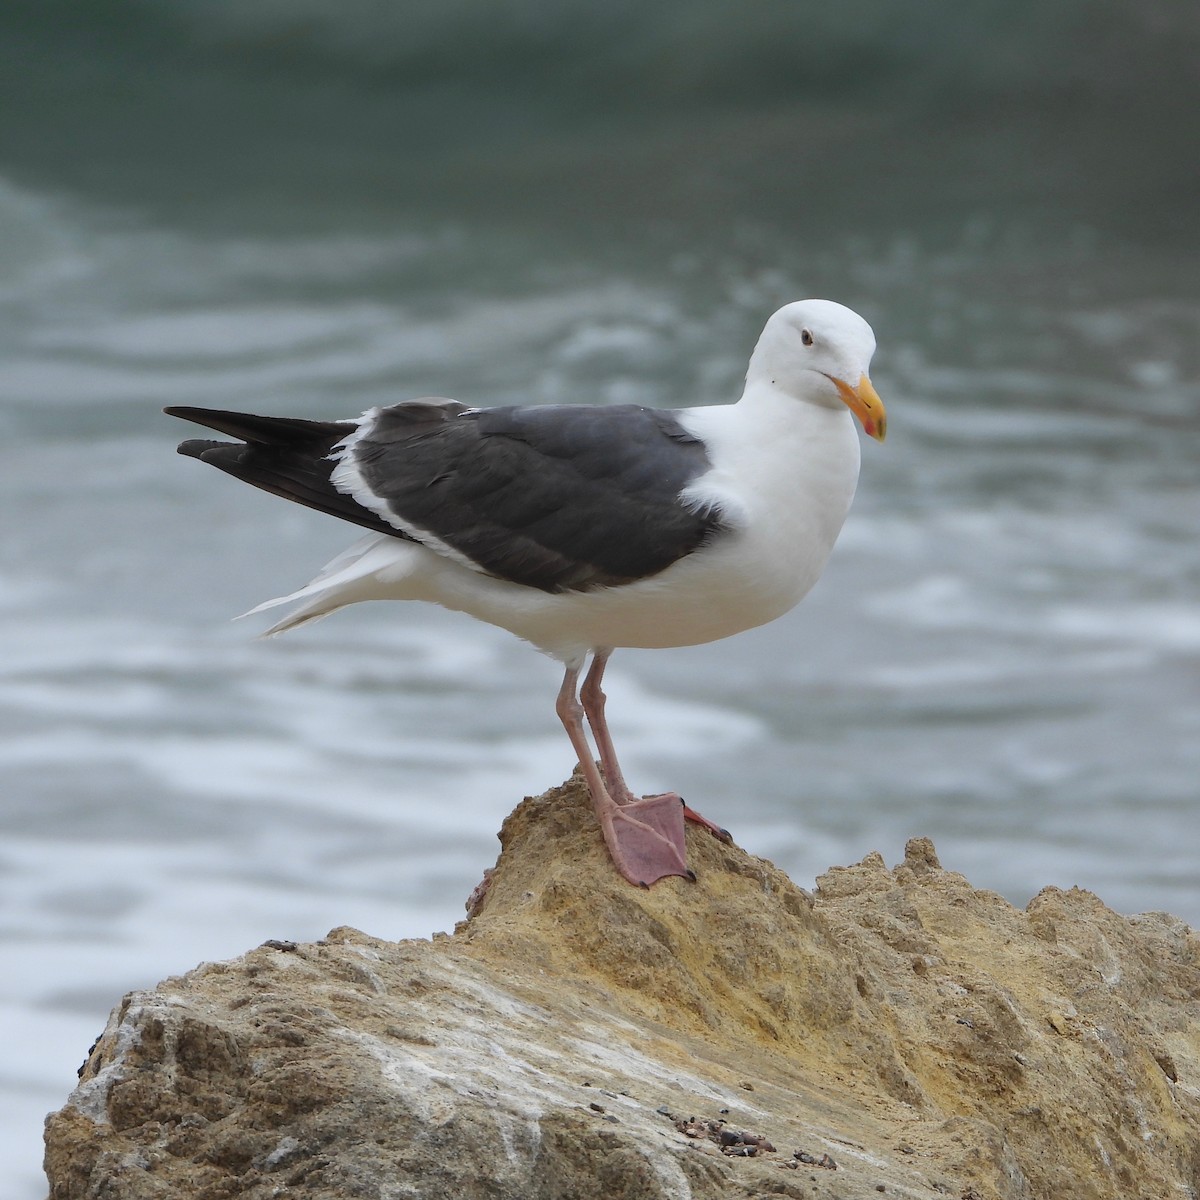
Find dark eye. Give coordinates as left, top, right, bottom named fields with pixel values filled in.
left=801, top=329, right=814, bottom=346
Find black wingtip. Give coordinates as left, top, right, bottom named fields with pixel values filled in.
left=175, top=437, right=235, bottom=461
left=161, top=405, right=355, bottom=446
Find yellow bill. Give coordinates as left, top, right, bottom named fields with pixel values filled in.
left=830, top=373, right=887, bottom=442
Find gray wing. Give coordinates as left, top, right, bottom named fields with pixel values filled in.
left=345, top=399, right=726, bottom=592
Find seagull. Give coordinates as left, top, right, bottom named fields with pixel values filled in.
left=166, top=298, right=886, bottom=887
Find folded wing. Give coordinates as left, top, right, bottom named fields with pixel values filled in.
left=167, top=399, right=726, bottom=593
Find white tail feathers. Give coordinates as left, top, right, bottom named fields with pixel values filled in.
left=234, top=532, right=421, bottom=637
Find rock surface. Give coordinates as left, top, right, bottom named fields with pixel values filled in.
left=46, top=775, right=1200, bottom=1199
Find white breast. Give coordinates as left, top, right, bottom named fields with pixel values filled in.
left=667, top=391, right=861, bottom=628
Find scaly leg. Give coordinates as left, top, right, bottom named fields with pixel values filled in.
left=557, top=660, right=691, bottom=886
left=579, top=650, right=733, bottom=844
left=579, top=649, right=636, bottom=802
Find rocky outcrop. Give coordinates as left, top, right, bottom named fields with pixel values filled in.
left=46, top=776, right=1200, bottom=1199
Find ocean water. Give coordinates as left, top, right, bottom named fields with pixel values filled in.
left=3, top=4, right=1199, bottom=1197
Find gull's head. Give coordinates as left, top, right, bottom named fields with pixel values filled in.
left=746, top=299, right=887, bottom=441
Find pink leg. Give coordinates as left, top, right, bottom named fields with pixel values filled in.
left=579, top=649, right=637, bottom=802
left=580, top=651, right=733, bottom=844
left=557, top=660, right=691, bottom=886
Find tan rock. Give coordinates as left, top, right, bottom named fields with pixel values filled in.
left=45, top=776, right=1200, bottom=1199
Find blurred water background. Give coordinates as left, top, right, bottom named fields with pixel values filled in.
left=2, top=2, right=1199, bottom=1194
